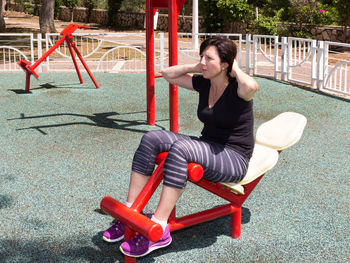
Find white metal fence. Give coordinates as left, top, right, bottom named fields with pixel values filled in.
left=0, top=32, right=349, bottom=97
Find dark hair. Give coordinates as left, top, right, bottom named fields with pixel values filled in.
left=199, top=36, right=237, bottom=79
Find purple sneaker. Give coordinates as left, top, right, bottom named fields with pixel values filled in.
left=103, top=219, right=125, bottom=242
left=103, top=211, right=153, bottom=243
left=119, top=226, right=172, bottom=257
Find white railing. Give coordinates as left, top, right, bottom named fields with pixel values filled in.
left=252, top=35, right=279, bottom=79
left=319, top=41, right=350, bottom=96
left=0, top=32, right=349, bottom=98
left=0, top=33, right=34, bottom=72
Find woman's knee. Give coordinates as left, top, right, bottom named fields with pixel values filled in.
left=140, top=130, right=160, bottom=145
left=168, top=139, right=190, bottom=158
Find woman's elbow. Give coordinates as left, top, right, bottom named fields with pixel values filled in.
left=251, top=80, right=258, bottom=94
left=239, top=81, right=258, bottom=101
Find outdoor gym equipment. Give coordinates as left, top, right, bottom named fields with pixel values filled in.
left=100, top=112, right=307, bottom=263
left=146, top=0, right=187, bottom=132
left=18, top=24, right=100, bottom=93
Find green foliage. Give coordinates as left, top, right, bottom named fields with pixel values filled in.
left=119, top=0, right=145, bottom=12
left=249, top=9, right=283, bottom=36
left=200, top=0, right=252, bottom=33
left=107, top=0, right=123, bottom=26
left=55, top=0, right=63, bottom=19
left=83, top=0, right=97, bottom=10
left=310, top=3, right=337, bottom=25
left=334, top=0, right=350, bottom=26
left=83, top=0, right=97, bottom=22
left=217, top=0, right=251, bottom=22
left=63, top=0, right=79, bottom=9
left=200, top=0, right=225, bottom=32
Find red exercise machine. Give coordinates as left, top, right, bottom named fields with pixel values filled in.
left=100, top=111, right=307, bottom=263
left=18, top=24, right=100, bottom=93
left=100, top=151, right=266, bottom=263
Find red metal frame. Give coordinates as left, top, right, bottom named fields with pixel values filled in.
left=100, top=152, right=266, bottom=263
left=146, top=0, right=186, bottom=132
left=18, top=24, right=100, bottom=93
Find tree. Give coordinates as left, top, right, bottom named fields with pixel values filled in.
left=39, top=0, right=56, bottom=33
left=200, top=0, right=252, bottom=32
left=334, top=0, right=350, bottom=42
left=83, top=0, right=97, bottom=23
left=217, top=0, right=251, bottom=22
left=0, top=0, right=5, bottom=32
left=107, top=0, right=123, bottom=26
left=120, top=0, right=145, bottom=12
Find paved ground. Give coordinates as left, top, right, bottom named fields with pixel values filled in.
left=0, top=72, right=349, bottom=262
left=2, top=10, right=142, bottom=34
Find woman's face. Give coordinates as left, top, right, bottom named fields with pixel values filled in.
left=200, top=45, right=226, bottom=79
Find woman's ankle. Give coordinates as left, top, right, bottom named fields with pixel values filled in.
left=151, top=215, right=168, bottom=231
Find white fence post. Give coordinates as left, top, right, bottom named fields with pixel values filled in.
left=274, top=36, right=279, bottom=79
left=324, top=42, right=329, bottom=89
left=245, top=34, right=251, bottom=74
left=252, top=35, right=257, bottom=76
left=311, top=39, right=317, bottom=88
left=30, top=33, right=34, bottom=64
left=159, top=32, right=164, bottom=71
left=317, top=41, right=324, bottom=90
left=192, top=0, right=199, bottom=50
left=281, top=37, right=288, bottom=81
left=287, top=38, right=293, bottom=81
left=37, top=33, right=42, bottom=73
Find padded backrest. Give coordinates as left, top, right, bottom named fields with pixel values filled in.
left=255, top=112, right=307, bottom=151
left=220, top=112, right=307, bottom=195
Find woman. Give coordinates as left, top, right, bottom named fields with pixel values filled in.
left=102, top=36, right=258, bottom=257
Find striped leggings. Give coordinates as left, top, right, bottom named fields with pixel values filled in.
left=132, top=130, right=249, bottom=189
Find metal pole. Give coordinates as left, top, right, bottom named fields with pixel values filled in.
left=168, top=0, right=179, bottom=133
left=146, top=0, right=155, bottom=125
left=192, top=0, right=199, bottom=50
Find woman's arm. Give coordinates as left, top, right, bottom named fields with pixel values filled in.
left=161, top=63, right=202, bottom=90
left=230, top=60, right=258, bottom=101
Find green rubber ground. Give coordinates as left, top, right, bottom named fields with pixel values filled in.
left=0, top=73, right=349, bottom=262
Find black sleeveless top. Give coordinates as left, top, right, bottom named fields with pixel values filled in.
left=192, top=74, right=254, bottom=159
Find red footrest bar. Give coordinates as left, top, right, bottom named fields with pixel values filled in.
left=100, top=196, right=163, bottom=242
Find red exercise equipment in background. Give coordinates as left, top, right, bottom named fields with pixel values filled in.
left=18, top=24, right=100, bottom=93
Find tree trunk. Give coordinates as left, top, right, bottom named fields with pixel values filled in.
left=344, top=25, right=348, bottom=43
left=39, top=0, right=56, bottom=34
left=1, top=0, right=5, bottom=13
left=0, top=0, right=6, bottom=32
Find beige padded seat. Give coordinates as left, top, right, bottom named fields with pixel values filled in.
left=220, top=112, right=307, bottom=195
left=220, top=144, right=279, bottom=195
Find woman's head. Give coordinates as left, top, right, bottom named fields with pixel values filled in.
left=199, top=36, right=237, bottom=80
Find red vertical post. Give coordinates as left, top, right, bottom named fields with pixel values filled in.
left=168, top=0, right=179, bottom=133
left=146, top=0, right=155, bottom=126
left=124, top=227, right=137, bottom=263
left=65, top=36, right=84, bottom=84
left=231, top=207, right=241, bottom=238
left=25, top=71, right=31, bottom=93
